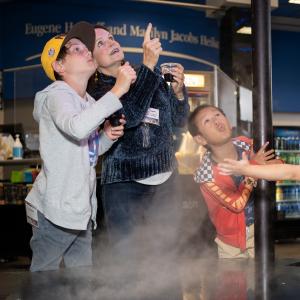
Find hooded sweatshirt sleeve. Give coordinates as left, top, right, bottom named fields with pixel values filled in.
left=39, top=90, right=122, bottom=141
left=98, top=131, right=115, bottom=155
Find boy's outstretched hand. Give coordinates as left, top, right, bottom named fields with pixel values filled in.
left=250, top=142, right=276, bottom=164
left=218, top=152, right=250, bottom=176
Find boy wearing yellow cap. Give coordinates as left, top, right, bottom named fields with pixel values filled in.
left=25, top=21, right=136, bottom=272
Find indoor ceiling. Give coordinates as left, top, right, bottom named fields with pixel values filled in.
left=133, top=0, right=300, bottom=18
left=0, top=0, right=299, bottom=19
left=274, top=0, right=300, bottom=18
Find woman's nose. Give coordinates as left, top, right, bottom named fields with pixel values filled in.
left=107, top=39, right=115, bottom=47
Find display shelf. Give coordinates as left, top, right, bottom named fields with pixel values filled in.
left=275, top=218, right=300, bottom=240
left=276, top=182, right=300, bottom=186
left=285, top=215, right=300, bottom=219
left=0, top=202, right=32, bottom=256
left=0, top=158, right=39, bottom=256
left=276, top=150, right=300, bottom=153
left=276, top=200, right=300, bottom=221
left=0, top=158, right=41, bottom=166
left=0, top=202, right=24, bottom=206
left=276, top=199, right=300, bottom=203
left=274, top=128, right=300, bottom=238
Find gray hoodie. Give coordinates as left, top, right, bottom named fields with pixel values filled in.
left=26, top=81, right=122, bottom=230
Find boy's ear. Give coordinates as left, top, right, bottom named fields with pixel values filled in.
left=52, top=60, right=64, bottom=76
left=193, top=134, right=207, bottom=147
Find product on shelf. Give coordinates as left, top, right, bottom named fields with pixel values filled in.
left=12, top=134, right=23, bottom=160
left=0, top=133, right=14, bottom=160
left=274, top=136, right=300, bottom=151
left=276, top=186, right=283, bottom=201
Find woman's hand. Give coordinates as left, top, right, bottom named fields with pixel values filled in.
left=103, top=115, right=126, bottom=141
left=170, top=63, right=185, bottom=99
left=142, top=23, right=162, bottom=70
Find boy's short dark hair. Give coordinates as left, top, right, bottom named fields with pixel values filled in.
left=188, top=104, right=225, bottom=137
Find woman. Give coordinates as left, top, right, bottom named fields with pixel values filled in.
left=87, top=23, right=189, bottom=257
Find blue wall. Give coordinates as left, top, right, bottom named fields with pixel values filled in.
left=1, top=2, right=219, bottom=70
left=2, top=1, right=299, bottom=114
left=0, top=8, right=3, bottom=70
left=1, top=1, right=219, bottom=99
left=272, top=30, right=300, bottom=113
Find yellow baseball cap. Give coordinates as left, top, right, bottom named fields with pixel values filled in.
left=41, top=21, right=95, bottom=81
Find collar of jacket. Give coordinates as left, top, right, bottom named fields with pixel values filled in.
left=194, top=138, right=251, bottom=184
left=98, top=72, right=116, bottom=84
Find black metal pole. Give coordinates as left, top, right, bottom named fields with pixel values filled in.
left=252, top=1, right=275, bottom=299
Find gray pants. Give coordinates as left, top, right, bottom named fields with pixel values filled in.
left=30, top=211, right=92, bottom=272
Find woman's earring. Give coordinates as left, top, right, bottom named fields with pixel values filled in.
left=94, top=71, right=98, bottom=83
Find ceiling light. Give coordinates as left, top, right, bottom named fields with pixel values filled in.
left=237, top=26, right=252, bottom=35
left=289, top=0, right=300, bottom=4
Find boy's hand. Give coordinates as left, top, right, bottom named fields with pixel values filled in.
left=103, top=115, right=126, bottom=141
left=142, top=23, right=162, bottom=70
left=218, top=152, right=250, bottom=176
left=111, top=62, right=137, bottom=98
left=251, top=142, right=275, bottom=164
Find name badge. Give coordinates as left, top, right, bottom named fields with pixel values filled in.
left=142, top=108, right=160, bottom=126
left=25, top=202, right=39, bottom=228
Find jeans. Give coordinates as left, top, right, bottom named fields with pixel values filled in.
left=102, top=172, right=182, bottom=259
left=30, top=211, right=92, bottom=272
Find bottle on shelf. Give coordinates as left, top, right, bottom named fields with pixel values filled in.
left=295, top=137, right=300, bottom=150
left=12, top=134, right=23, bottom=160
left=286, top=137, right=291, bottom=150
left=276, top=186, right=283, bottom=201
left=288, top=153, right=296, bottom=164
left=280, top=137, right=286, bottom=150
left=290, top=186, right=297, bottom=201
left=278, top=135, right=300, bottom=151
left=274, top=137, right=280, bottom=150
left=278, top=152, right=286, bottom=164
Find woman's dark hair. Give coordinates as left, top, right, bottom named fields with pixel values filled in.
left=87, top=24, right=112, bottom=85
left=94, top=24, right=110, bottom=31
left=187, top=104, right=225, bottom=137
left=89, top=24, right=127, bottom=87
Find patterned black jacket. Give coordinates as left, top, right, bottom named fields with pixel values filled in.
left=87, top=64, right=190, bottom=184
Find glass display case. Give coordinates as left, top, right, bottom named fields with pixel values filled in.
left=274, top=127, right=300, bottom=240
left=274, top=127, right=300, bottom=220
